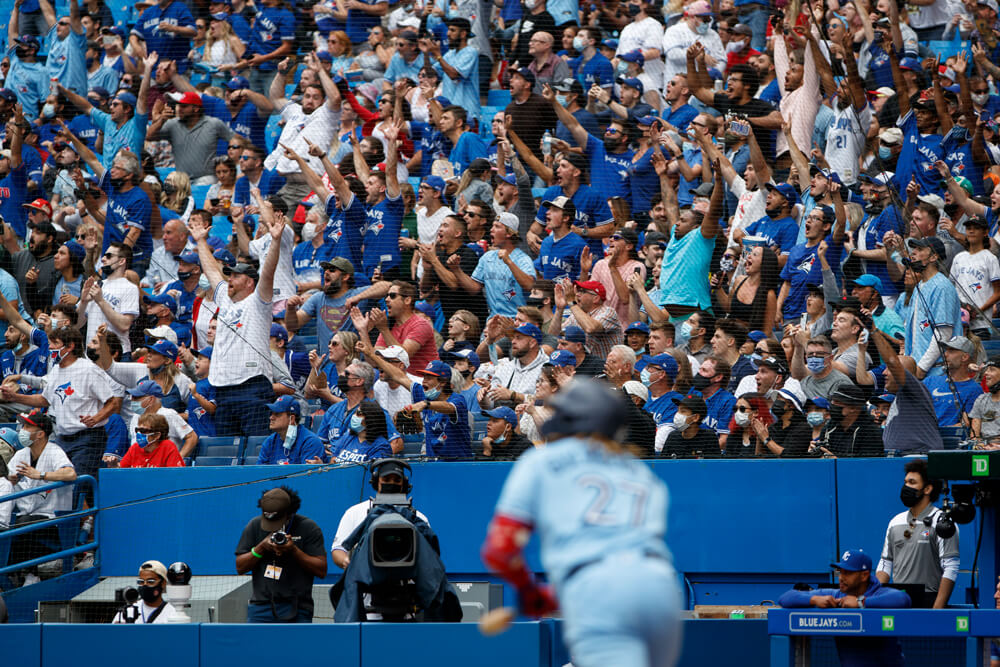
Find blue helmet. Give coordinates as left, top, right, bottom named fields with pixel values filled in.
left=539, top=379, right=629, bottom=442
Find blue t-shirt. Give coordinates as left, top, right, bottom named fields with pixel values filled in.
left=233, top=169, right=286, bottom=207
left=744, top=215, right=798, bottom=255
left=555, top=108, right=601, bottom=148
left=575, top=52, right=614, bottom=89
left=658, top=224, right=714, bottom=309
left=584, top=133, right=632, bottom=203
left=895, top=110, right=944, bottom=198
left=384, top=52, right=424, bottom=84
left=53, top=275, right=83, bottom=305
left=331, top=434, right=393, bottom=464
left=5, top=50, right=47, bottom=120
left=449, top=131, right=488, bottom=174
left=630, top=147, right=664, bottom=212
left=436, top=44, right=480, bottom=118
left=302, top=285, right=369, bottom=351
left=132, top=0, right=197, bottom=73
left=100, top=171, right=153, bottom=264
left=186, top=378, right=216, bottom=437
left=534, top=231, right=587, bottom=281
left=257, top=426, right=326, bottom=464
left=865, top=41, right=894, bottom=89
left=535, top=184, right=614, bottom=256
left=0, top=164, right=28, bottom=239
left=248, top=6, right=296, bottom=71
left=414, top=121, right=452, bottom=179
left=923, top=376, right=981, bottom=426
left=758, top=79, right=782, bottom=107
left=230, top=100, right=269, bottom=153
left=44, top=25, right=87, bottom=95
left=645, top=390, right=683, bottom=426
left=362, top=193, right=404, bottom=278
left=324, top=194, right=366, bottom=277
left=662, top=103, right=698, bottom=131
left=90, top=107, right=148, bottom=171
left=470, top=248, right=536, bottom=317
left=423, top=393, right=471, bottom=459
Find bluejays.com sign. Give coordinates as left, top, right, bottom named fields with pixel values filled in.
left=789, top=613, right=864, bottom=633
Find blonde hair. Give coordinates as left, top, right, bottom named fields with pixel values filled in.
left=161, top=170, right=191, bottom=212
left=334, top=331, right=360, bottom=365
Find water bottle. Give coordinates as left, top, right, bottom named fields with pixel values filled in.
left=50, top=77, right=59, bottom=97
left=542, top=130, right=552, bottom=156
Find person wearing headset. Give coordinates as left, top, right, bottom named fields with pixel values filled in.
left=329, top=458, right=429, bottom=570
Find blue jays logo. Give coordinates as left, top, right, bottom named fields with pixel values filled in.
left=796, top=255, right=815, bottom=273
left=921, top=529, right=930, bottom=538
left=919, top=318, right=931, bottom=331
left=367, top=221, right=384, bottom=236
left=53, top=381, right=75, bottom=404
left=502, top=287, right=517, bottom=301
left=971, top=281, right=983, bottom=292
left=327, top=228, right=343, bottom=243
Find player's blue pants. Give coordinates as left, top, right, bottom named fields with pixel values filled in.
left=559, top=552, right=682, bottom=667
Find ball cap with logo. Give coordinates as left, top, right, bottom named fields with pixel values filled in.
left=831, top=549, right=872, bottom=572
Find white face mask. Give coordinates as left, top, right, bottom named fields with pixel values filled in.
left=672, top=411, right=690, bottom=429
left=973, top=92, right=989, bottom=106
left=302, top=222, right=319, bottom=242
left=734, top=410, right=751, bottom=427
left=726, top=40, right=745, bottom=54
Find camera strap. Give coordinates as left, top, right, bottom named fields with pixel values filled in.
left=144, top=601, right=167, bottom=624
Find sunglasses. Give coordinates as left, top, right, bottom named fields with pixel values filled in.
left=605, top=127, right=621, bottom=134
left=387, top=292, right=401, bottom=299
left=136, top=428, right=158, bottom=435
left=736, top=405, right=751, bottom=412
left=137, top=578, right=160, bottom=586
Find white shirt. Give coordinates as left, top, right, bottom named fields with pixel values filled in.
left=372, top=375, right=422, bottom=419
left=8, top=443, right=74, bottom=518
left=617, top=17, right=666, bottom=92
left=661, top=22, right=724, bottom=88
left=825, top=100, right=871, bottom=185
left=43, top=358, right=115, bottom=435
left=144, top=247, right=179, bottom=288
left=128, top=407, right=194, bottom=446
left=208, top=282, right=273, bottom=386
left=111, top=600, right=179, bottom=624
left=85, top=276, right=140, bottom=354
left=331, top=499, right=430, bottom=554
left=0, top=477, right=12, bottom=529
left=265, top=102, right=341, bottom=175
left=249, top=225, right=296, bottom=301
left=416, top=204, right=454, bottom=245
left=950, top=248, right=1000, bottom=328
left=727, top=175, right=767, bottom=246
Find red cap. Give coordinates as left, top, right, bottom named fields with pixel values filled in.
left=177, top=91, right=203, bottom=106
left=22, top=198, right=52, bottom=217
left=573, top=280, right=606, bottom=300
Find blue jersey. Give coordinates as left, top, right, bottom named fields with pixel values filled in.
left=233, top=169, right=286, bottom=207
left=100, top=172, right=153, bottom=264
left=90, top=107, right=148, bottom=171
left=779, top=238, right=842, bottom=319
left=645, top=391, right=682, bottom=426
left=103, top=414, right=131, bottom=459
left=67, top=113, right=99, bottom=152
left=857, top=206, right=905, bottom=297
left=161, top=280, right=198, bottom=323
left=575, top=52, right=614, bottom=89
left=923, top=376, right=981, bottom=426
left=0, top=327, right=48, bottom=387
left=470, top=248, right=536, bottom=317
left=200, top=94, right=231, bottom=155
left=662, top=103, right=698, bottom=132
left=942, top=125, right=992, bottom=197
left=132, top=0, right=197, bottom=73
left=362, top=193, right=404, bottom=278
left=423, top=393, right=471, bottom=459
left=895, top=110, right=944, bottom=198
left=865, top=42, right=894, bottom=89
left=631, top=147, right=664, bottom=212
left=5, top=50, right=47, bottom=120
left=449, top=131, right=488, bottom=174
left=704, top=388, right=736, bottom=435
left=0, top=165, right=28, bottom=239
left=494, top=438, right=670, bottom=591
left=248, top=6, right=296, bottom=71
left=904, top=272, right=963, bottom=375
left=744, top=215, right=798, bottom=255
left=283, top=348, right=311, bottom=390
left=584, top=134, right=632, bottom=203
left=345, top=0, right=387, bottom=42
left=555, top=109, right=601, bottom=149
left=534, top=231, right=587, bottom=281
left=257, top=426, right=325, bottom=465
left=20, top=145, right=42, bottom=186
left=186, top=378, right=216, bottom=437
left=535, top=185, right=614, bottom=256
left=384, top=52, right=424, bottom=84
left=324, top=193, right=366, bottom=277
left=331, top=434, right=393, bottom=464
left=317, top=400, right=401, bottom=449
left=414, top=121, right=452, bottom=179
left=229, top=100, right=268, bottom=153
left=292, top=240, right=328, bottom=286
left=44, top=25, right=87, bottom=95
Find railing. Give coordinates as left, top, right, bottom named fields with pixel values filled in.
left=0, top=475, right=97, bottom=578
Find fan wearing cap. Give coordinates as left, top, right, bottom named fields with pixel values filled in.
left=255, top=395, right=324, bottom=465
left=394, top=359, right=470, bottom=460
left=503, top=67, right=560, bottom=165
left=624, top=320, right=651, bottom=364
left=850, top=171, right=905, bottom=299
left=531, top=156, right=614, bottom=256
left=777, top=200, right=846, bottom=326
left=551, top=279, right=623, bottom=361
left=423, top=18, right=480, bottom=121
left=737, top=182, right=799, bottom=267
left=143, top=291, right=191, bottom=348
left=948, top=215, right=1000, bottom=336
left=236, top=486, right=328, bottom=623
left=591, top=227, right=646, bottom=325
left=894, top=90, right=946, bottom=198
left=111, top=560, right=182, bottom=623
left=453, top=212, right=537, bottom=317
left=779, top=550, right=909, bottom=661
left=900, top=236, right=963, bottom=377
left=4, top=31, right=46, bottom=121
left=116, top=411, right=185, bottom=469
left=534, top=194, right=587, bottom=281
left=847, top=274, right=905, bottom=342
left=549, top=78, right=601, bottom=146
left=662, top=391, right=717, bottom=457
left=85, top=146, right=155, bottom=275
left=148, top=91, right=234, bottom=183
left=481, top=406, right=531, bottom=459
left=661, top=0, right=724, bottom=84
left=120, top=377, right=197, bottom=458
left=919, top=335, right=983, bottom=427
left=642, top=353, right=683, bottom=427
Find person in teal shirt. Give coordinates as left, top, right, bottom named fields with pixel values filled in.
left=429, top=18, right=480, bottom=120
left=658, top=195, right=721, bottom=313
left=41, top=0, right=88, bottom=95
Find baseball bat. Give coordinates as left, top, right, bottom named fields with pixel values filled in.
left=478, top=606, right=516, bottom=636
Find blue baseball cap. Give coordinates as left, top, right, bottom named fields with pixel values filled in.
left=513, top=322, right=543, bottom=343
left=446, top=348, right=480, bottom=368
left=433, top=95, right=452, bottom=107
left=497, top=172, right=517, bottom=186
left=483, top=406, right=518, bottom=428
left=147, top=338, right=178, bottom=361
left=899, top=57, right=923, bottom=72
left=417, top=360, right=452, bottom=378
left=115, top=92, right=138, bottom=110
left=804, top=396, right=830, bottom=410
left=266, top=395, right=300, bottom=416
left=213, top=248, right=237, bottom=266
left=831, top=549, right=872, bottom=572
left=14, top=34, right=40, bottom=49
left=144, top=292, right=178, bottom=315
left=871, top=393, right=896, bottom=404
left=270, top=323, right=288, bottom=342
left=192, top=345, right=213, bottom=359
left=63, top=239, right=86, bottom=260
left=316, top=50, right=333, bottom=63
left=850, top=274, right=884, bottom=293
left=619, top=77, right=643, bottom=93
left=625, top=321, right=650, bottom=335
left=601, top=38, right=618, bottom=50
left=645, top=354, right=679, bottom=380
left=548, top=349, right=577, bottom=367
left=177, top=250, right=200, bottom=265
left=415, top=300, right=437, bottom=319
left=747, top=330, right=768, bottom=343
left=620, top=49, right=644, bottom=66
left=765, top=182, right=800, bottom=208
left=210, top=11, right=230, bottom=20
left=562, top=325, right=587, bottom=345
left=129, top=379, right=165, bottom=398
left=423, top=174, right=446, bottom=195
left=225, top=76, right=250, bottom=91
left=0, top=426, right=17, bottom=449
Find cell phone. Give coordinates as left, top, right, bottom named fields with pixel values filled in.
left=728, top=119, right=750, bottom=137
left=210, top=198, right=220, bottom=207
left=633, top=267, right=642, bottom=275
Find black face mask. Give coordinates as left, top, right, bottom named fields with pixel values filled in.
left=86, top=348, right=100, bottom=361
left=336, top=374, right=351, bottom=392
left=771, top=400, right=786, bottom=419
left=100, top=263, right=116, bottom=279
left=690, top=374, right=712, bottom=391
left=138, top=584, right=162, bottom=604
left=525, top=296, right=545, bottom=308
left=864, top=199, right=884, bottom=215
left=177, top=270, right=193, bottom=281
left=907, top=260, right=927, bottom=274
left=14, top=46, right=28, bottom=58
left=828, top=404, right=844, bottom=423
left=989, top=380, right=1000, bottom=394
left=900, top=484, right=923, bottom=508
left=162, top=183, right=177, bottom=195
left=765, top=206, right=782, bottom=217
left=109, top=176, right=126, bottom=189
left=380, top=481, right=404, bottom=494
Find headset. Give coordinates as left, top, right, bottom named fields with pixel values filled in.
left=368, top=458, right=412, bottom=494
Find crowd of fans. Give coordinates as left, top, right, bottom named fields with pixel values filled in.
left=0, top=0, right=999, bottom=523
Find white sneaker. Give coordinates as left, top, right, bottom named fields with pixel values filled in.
left=74, top=552, right=94, bottom=571
left=22, top=573, right=40, bottom=587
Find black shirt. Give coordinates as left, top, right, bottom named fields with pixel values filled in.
left=482, top=432, right=533, bottom=460
left=770, top=414, right=815, bottom=458
left=512, top=10, right=556, bottom=66
left=662, top=427, right=721, bottom=458
left=822, top=413, right=885, bottom=457
left=505, top=93, right=559, bottom=164
left=624, top=393, right=657, bottom=457
left=711, top=92, right=778, bottom=160
left=429, top=245, right=488, bottom=323
left=235, top=513, right=326, bottom=612
left=575, top=353, right=606, bottom=377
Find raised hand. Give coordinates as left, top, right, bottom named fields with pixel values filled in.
left=349, top=305, right=370, bottom=333
left=579, top=246, right=592, bottom=275
left=304, top=137, right=326, bottom=158
left=143, top=51, right=160, bottom=74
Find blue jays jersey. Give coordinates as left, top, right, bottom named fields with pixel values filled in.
left=494, top=437, right=671, bottom=591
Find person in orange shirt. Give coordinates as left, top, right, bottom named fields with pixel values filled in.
left=117, top=413, right=184, bottom=469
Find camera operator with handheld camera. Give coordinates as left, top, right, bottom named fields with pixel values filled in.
left=235, top=486, right=327, bottom=623
left=111, top=560, right=179, bottom=624
left=330, top=458, right=461, bottom=623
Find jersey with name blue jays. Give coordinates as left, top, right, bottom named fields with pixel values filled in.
left=779, top=237, right=844, bottom=319
left=645, top=391, right=682, bottom=426
left=247, top=5, right=296, bottom=70
left=535, top=231, right=587, bottom=281
left=535, top=184, right=614, bottom=256
left=575, top=52, right=614, bottom=90
left=583, top=134, right=632, bottom=203
left=100, top=172, right=153, bottom=264
left=316, top=401, right=401, bottom=449
left=186, top=378, right=216, bottom=437
left=132, top=0, right=197, bottom=73
left=895, top=110, right=944, bottom=198
left=943, top=125, right=1000, bottom=197
left=744, top=215, right=798, bottom=255
left=67, top=113, right=99, bottom=152
left=495, top=438, right=670, bottom=591
left=42, top=357, right=115, bottom=436
left=362, top=193, right=404, bottom=278
left=0, top=327, right=48, bottom=394
left=422, top=394, right=471, bottom=460
left=704, top=388, right=736, bottom=435
left=324, top=193, right=366, bottom=276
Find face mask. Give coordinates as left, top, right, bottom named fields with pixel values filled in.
left=162, top=182, right=177, bottom=195
left=973, top=93, right=989, bottom=106
left=989, top=380, right=1000, bottom=394
left=525, top=0, right=538, bottom=8
left=336, top=374, right=351, bottom=392
left=719, top=257, right=736, bottom=273
left=734, top=410, right=751, bottom=426
left=640, top=368, right=653, bottom=386
left=138, top=585, right=162, bottom=604
left=51, top=347, right=69, bottom=363
left=616, top=61, right=629, bottom=76
left=17, top=429, right=32, bottom=448
left=695, top=21, right=709, bottom=34
left=690, top=374, right=711, bottom=391
left=283, top=423, right=297, bottom=450
left=349, top=413, right=364, bottom=433
left=424, top=386, right=441, bottom=400
left=86, top=57, right=94, bottom=69
left=102, top=36, right=116, bottom=47
left=302, top=222, right=318, bottom=242
left=828, top=404, right=845, bottom=423
left=135, top=432, right=150, bottom=447
left=50, top=317, right=64, bottom=330
left=525, top=296, right=544, bottom=308
left=771, top=400, right=786, bottom=419
left=907, top=260, right=927, bottom=274
left=494, top=431, right=507, bottom=444
left=806, top=411, right=826, bottom=427
left=726, top=40, right=744, bottom=54
left=86, top=348, right=100, bottom=361
left=878, top=146, right=893, bottom=160
left=556, top=94, right=569, bottom=107
left=177, top=270, right=194, bottom=281
left=673, top=411, right=691, bottom=429
left=806, top=356, right=826, bottom=374
left=41, top=103, right=55, bottom=119
left=572, top=36, right=586, bottom=51
left=627, top=3, right=640, bottom=15
left=198, top=274, right=210, bottom=290
left=765, top=205, right=782, bottom=217
left=677, top=321, right=693, bottom=345
left=749, top=352, right=762, bottom=365
left=900, top=484, right=923, bottom=508
left=864, top=198, right=884, bottom=215
left=109, top=177, right=126, bottom=189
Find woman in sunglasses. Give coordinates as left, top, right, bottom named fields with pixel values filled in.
left=725, top=392, right=773, bottom=458
left=116, top=413, right=184, bottom=469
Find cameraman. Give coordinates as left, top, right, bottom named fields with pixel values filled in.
left=111, top=560, right=179, bottom=624
left=235, top=487, right=327, bottom=623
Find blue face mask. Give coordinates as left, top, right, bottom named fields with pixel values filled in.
left=616, top=61, right=629, bottom=76
left=424, top=386, right=441, bottom=401
left=806, top=356, right=827, bottom=374
left=556, top=94, right=569, bottom=107
left=640, top=368, right=653, bottom=386
left=878, top=146, right=892, bottom=160
left=806, top=411, right=827, bottom=427
left=135, top=432, right=149, bottom=447
left=349, top=413, right=364, bottom=433
left=676, top=322, right=693, bottom=345
left=749, top=352, right=763, bottom=365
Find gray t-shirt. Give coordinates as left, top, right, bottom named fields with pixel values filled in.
left=883, top=370, right=943, bottom=453
left=800, top=368, right=853, bottom=402
left=833, top=343, right=871, bottom=374
left=970, top=392, right=1000, bottom=439
left=161, top=115, right=234, bottom=179
left=881, top=504, right=959, bottom=592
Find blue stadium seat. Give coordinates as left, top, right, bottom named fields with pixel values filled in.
left=402, top=433, right=423, bottom=457
left=924, top=39, right=971, bottom=60
left=242, top=436, right=270, bottom=464
left=193, top=456, right=238, bottom=466
left=939, top=426, right=967, bottom=450
left=407, top=176, right=422, bottom=193
left=265, top=115, right=283, bottom=153
left=195, top=436, right=244, bottom=459
left=487, top=89, right=511, bottom=107
left=298, top=335, right=319, bottom=349
left=191, top=184, right=211, bottom=209
left=156, top=167, right=172, bottom=182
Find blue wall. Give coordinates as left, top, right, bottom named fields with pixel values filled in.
left=96, top=458, right=983, bottom=605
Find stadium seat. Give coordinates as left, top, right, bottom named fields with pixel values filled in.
left=939, top=426, right=968, bottom=450
left=243, top=436, right=270, bottom=464
left=155, top=167, right=172, bottom=181
left=265, top=115, right=283, bottom=153
left=407, top=176, right=422, bottom=192
left=924, top=39, right=971, bottom=60
left=402, top=433, right=423, bottom=457
left=487, top=89, right=511, bottom=107
left=191, top=184, right=211, bottom=209
left=195, top=436, right=244, bottom=459
left=193, top=456, right=238, bottom=466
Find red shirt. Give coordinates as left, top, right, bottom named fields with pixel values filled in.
left=119, top=440, right=185, bottom=468
left=726, top=47, right=761, bottom=73
left=375, top=314, right=439, bottom=373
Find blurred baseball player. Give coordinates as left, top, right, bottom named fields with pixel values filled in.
left=481, top=379, right=682, bottom=667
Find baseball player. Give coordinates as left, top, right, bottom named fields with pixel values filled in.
left=481, top=379, right=682, bottom=667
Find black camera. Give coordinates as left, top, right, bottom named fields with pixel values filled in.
left=271, top=530, right=289, bottom=546
left=115, top=586, right=139, bottom=605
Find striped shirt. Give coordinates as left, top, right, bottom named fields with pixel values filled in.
left=563, top=304, right=623, bottom=361
left=208, top=282, right=273, bottom=386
